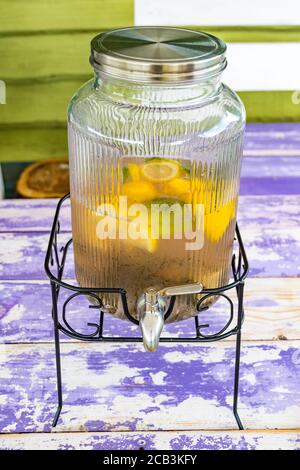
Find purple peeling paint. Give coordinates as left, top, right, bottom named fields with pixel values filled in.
left=0, top=343, right=299, bottom=433
left=0, top=430, right=299, bottom=450
left=243, top=123, right=300, bottom=151
left=1, top=223, right=300, bottom=280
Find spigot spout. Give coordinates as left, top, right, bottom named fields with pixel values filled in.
left=137, top=283, right=203, bottom=352
left=137, top=289, right=166, bottom=352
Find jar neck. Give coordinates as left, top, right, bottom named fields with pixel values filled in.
left=93, top=71, right=223, bottom=107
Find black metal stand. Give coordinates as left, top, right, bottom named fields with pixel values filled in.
left=45, top=194, right=249, bottom=429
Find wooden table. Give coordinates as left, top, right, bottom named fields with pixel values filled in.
left=0, top=123, right=300, bottom=450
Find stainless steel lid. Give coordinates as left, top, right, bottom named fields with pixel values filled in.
left=90, top=26, right=227, bottom=82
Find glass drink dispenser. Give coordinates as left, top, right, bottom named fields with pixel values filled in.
left=68, top=27, right=245, bottom=351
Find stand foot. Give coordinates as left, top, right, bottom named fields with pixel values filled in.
left=233, top=409, right=244, bottom=430
left=232, top=283, right=244, bottom=430
left=52, top=404, right=62, bottom=427
left=51, top=281, right=63, bottom=428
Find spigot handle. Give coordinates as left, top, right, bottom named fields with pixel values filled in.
left=159, top=282, right=203, bottom=297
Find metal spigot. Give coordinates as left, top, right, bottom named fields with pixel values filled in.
left=137, top=283, right=203, bottom=352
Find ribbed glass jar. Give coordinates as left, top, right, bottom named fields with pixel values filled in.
left=68, top=27, right=246, bottom=322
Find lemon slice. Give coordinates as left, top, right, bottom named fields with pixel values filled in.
left=122, top=181, right=158, bottom=203
left=205, top=199, right=236, bottom=243
left=141, top=159, right=180, bottom=183
left=127, top=163, right=140, bottom=182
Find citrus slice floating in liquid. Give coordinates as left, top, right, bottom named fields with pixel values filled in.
left=141, top=159, right=180, bottom=183
left=122, top=181, right=158, bottom=203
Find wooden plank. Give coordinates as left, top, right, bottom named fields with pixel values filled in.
left=1, top=278, right=300, bottom=343
left=1, top=222, right=300, bottom=279
left=1, top=195, right=300, bottom=278
left=238, top=91, right=300, bottom=123
left=240, top=176, right=300, bottom=195
left=0, top=78, right=85, bottom=126
left=243, top=122, right=300, bottom=152
left=0, top=0, right=133, bottom=33
left=242, top=156, right=300, bottom=178
left=0, top=341, right=299, bottom=432
left=0, top=33, right=94, bottom=80
left=1, top=83, right=299, bottom=129
left=0, top=128, right=67, bottom=164
left=0, top=231, right=73, bottom=280
left=135, top=0, right=300, bottom=26
left=3, top=32, right=300, bottom=81
left=1, top=195, right=300, bottom=233
left=190, top=26, right=300, bottom=43
left=0, top=198, right=71, bottom=232
left=1, top=123, right=299, bottom=164
left=224, top=43, right=300, bottom=91
left=0, top=430, right=299, bottom=450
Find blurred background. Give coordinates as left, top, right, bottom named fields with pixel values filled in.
left=0, top=0, right=299, bottom=198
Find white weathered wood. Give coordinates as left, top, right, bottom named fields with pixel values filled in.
left=1, top=341, right=299, bottom=433
left=224, top=43, right=300, bottom=91
left=2, top=222, right=300, bottom=279
left=1, top=196, right=300, bottom=232
left=0, top=430, right=299, bottom=450
left=1, top=278, right=300, bottom=343
left=135, top=0, right=300, bottom=26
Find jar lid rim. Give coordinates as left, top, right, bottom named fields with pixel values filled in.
left=90, top=26, right=227, bottom=82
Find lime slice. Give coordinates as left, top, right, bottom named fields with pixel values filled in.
left=141, top=159, right=180, bottom=183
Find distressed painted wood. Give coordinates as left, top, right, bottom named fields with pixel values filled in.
left=0, top=0, right=133, bottom=33
left=240, top=155, right=300, bottom=194
left=1, top=121, right=300, bottom=166
left=0, top=231, right=74, bottom=280
left=240, top=177, right=300, bottom=195
left=185, top=26, right=300, bottom=43
left=0, top=430, right=299, bottom=450
left=135, top=0, right=300, bottom=27
left=1, top=83, right=299, bottom=127
left=1, top=278, right=300, bottom=344
left=2, top=32, right=300, bottom=84
left=1, top=195, right=300, bottom=279
left=0, top=198, right=71, bottom=232
left=0, top=124, right=299, bottom=447
left=243, top=123, right=300, bottom=151
left=224, top=43, right=300, bottom=91
left=1, top=222, right=300, bottom=279
left=1, top=195, right=300, bottom=232
left=0, top=128, right=68, bottom=164
left=1, top=0, right=300, bottom=38
left=2, top=34, right=300, bottom=92
left=237, top=91, right=300, bottom=123
left=1, top=33, right=97, bottom=80
left=0, top=79, right=84, bottom=125
left=0, top=341, right=299, bottom=433
left=3, top=123, right=290, bottom=164
left=242, top=156, right=300, bottom=177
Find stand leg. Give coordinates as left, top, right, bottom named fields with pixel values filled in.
left=51, top=282, right=63, bottom=427
left=233, top=282, right=244, bottom=430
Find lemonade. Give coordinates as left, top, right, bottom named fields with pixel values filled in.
left=71, top=156, right=237, bottom=322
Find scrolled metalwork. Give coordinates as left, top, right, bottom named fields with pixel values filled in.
left=196, top=293, right=235, bottom=339
left=45, top=194, right=249, bottom=430
left=59, top=292, right=103, bottom=340
left=45, top=193, right=248, bottom=342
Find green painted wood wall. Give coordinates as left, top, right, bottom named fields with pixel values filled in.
left=0, top=0, right=299, bottom=163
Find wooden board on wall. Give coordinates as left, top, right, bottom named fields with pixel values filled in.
left=0, top=0, right=134, bottom=33
left=0, top=128, right=67, bottom=163
left=135, top=0, right=300, bottom=26
left=1, top=0, right=300, bottom=164
left=0, top=81, right=298, bottom=126
left=2, top=34, right=300, bottom=91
